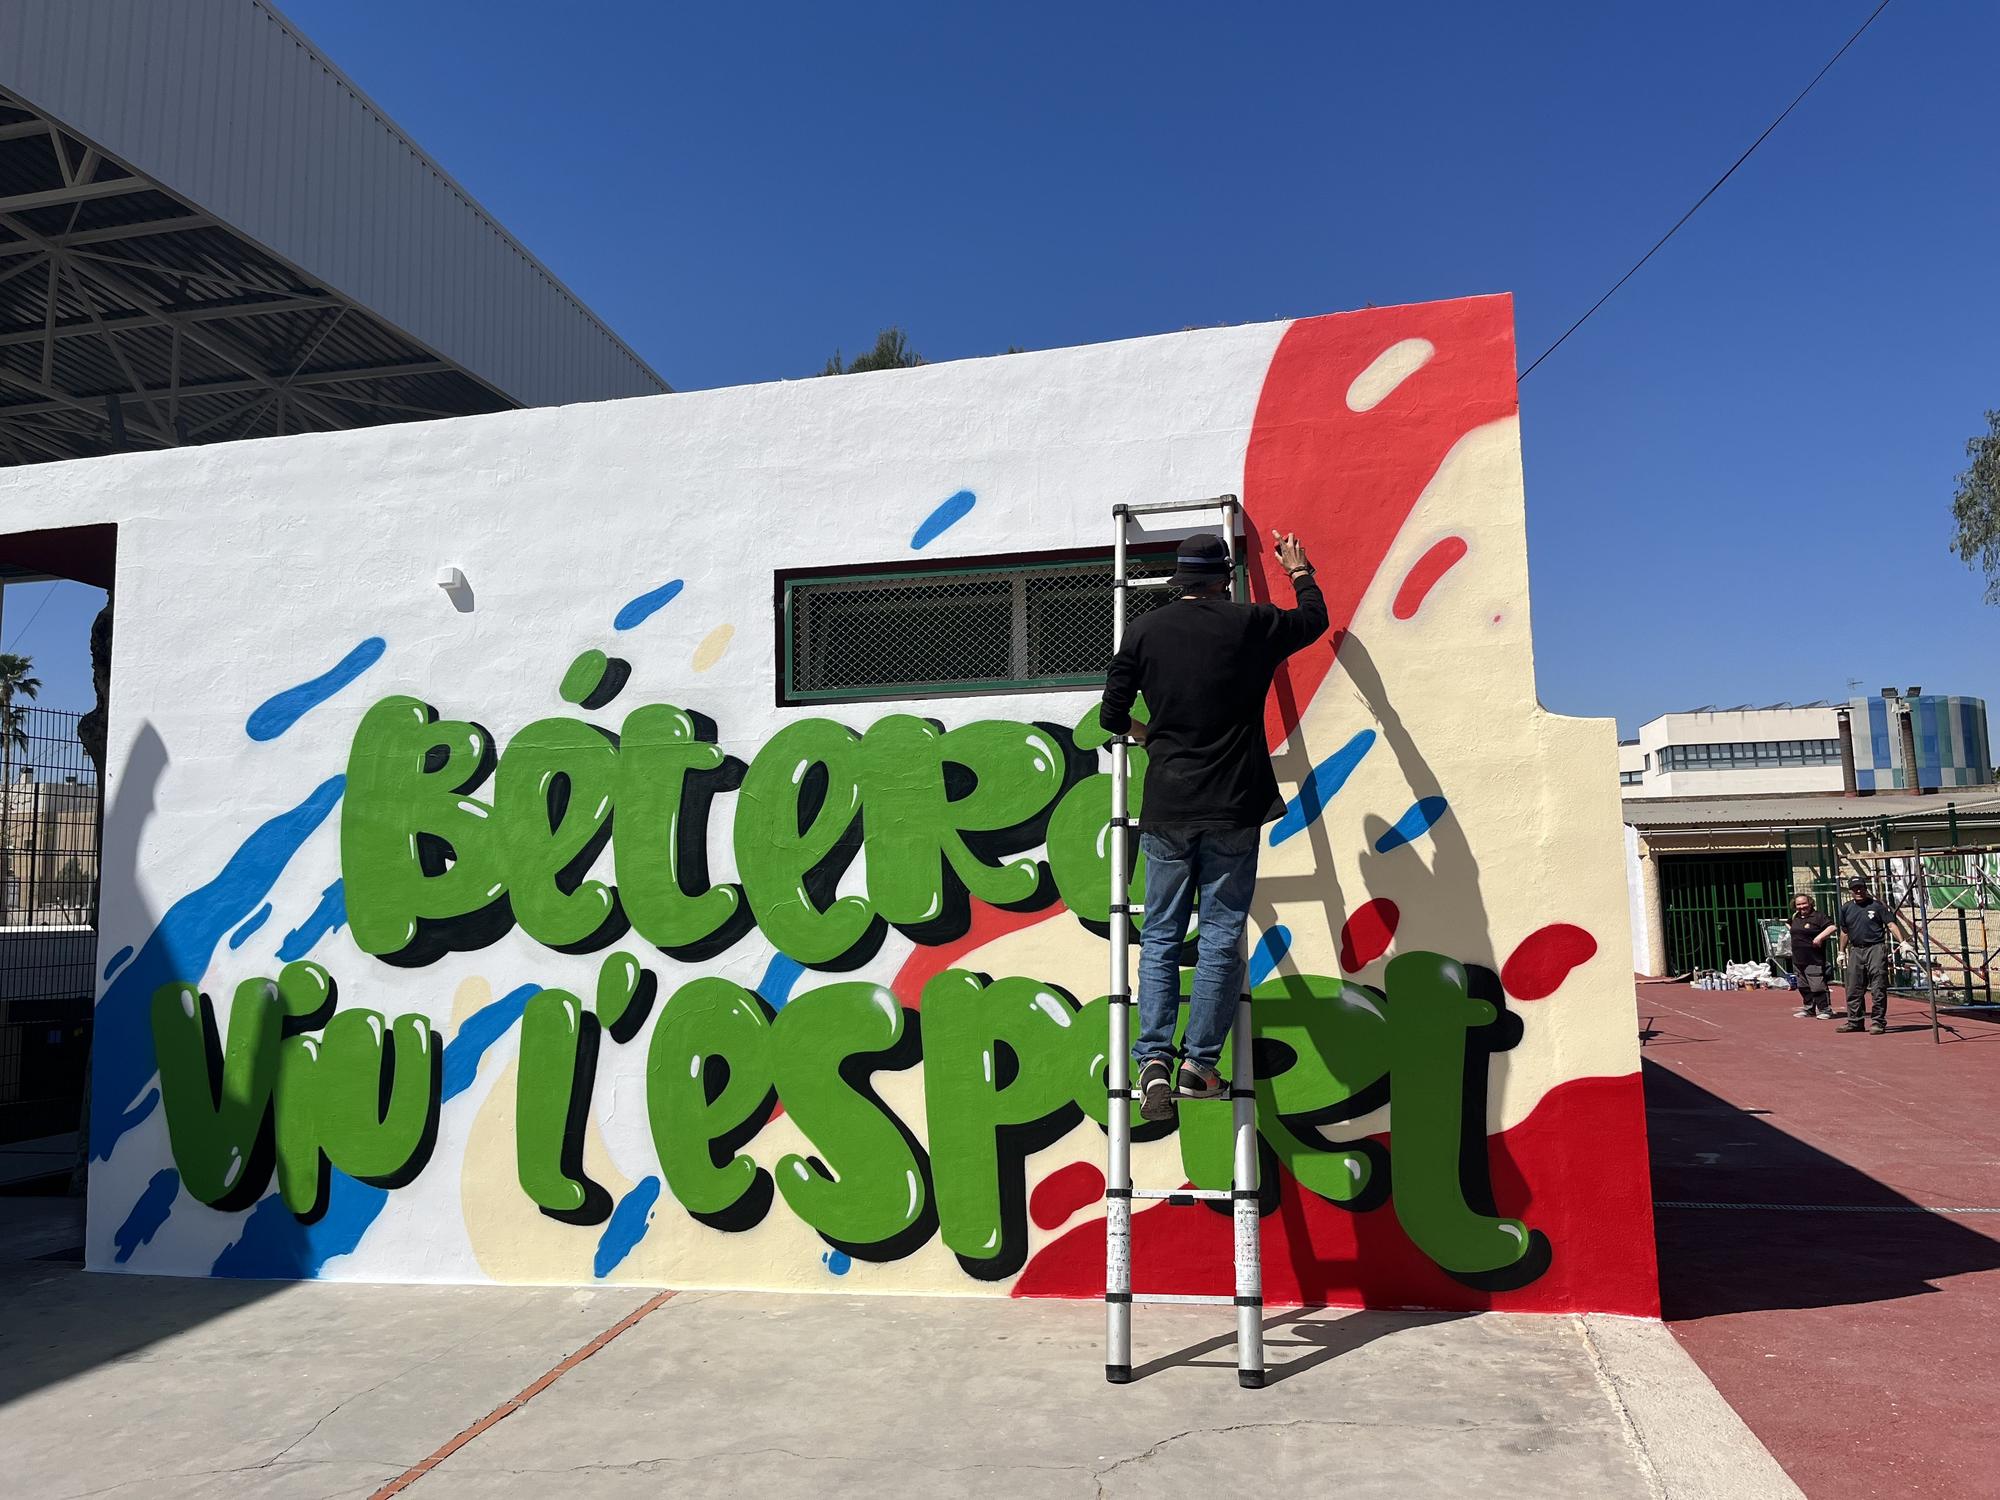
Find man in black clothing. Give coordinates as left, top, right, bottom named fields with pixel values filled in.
left=1101, top=528, right=1328, bottom=1122
left=1837, top=875, right=1892, bottom=1033
left=1788, top=892, right=1837, bottom=1018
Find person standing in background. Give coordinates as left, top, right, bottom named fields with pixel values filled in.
left=1837, top=875, right=1892, bottom=1034
left=1789, top=892, right=1838, bottom=1018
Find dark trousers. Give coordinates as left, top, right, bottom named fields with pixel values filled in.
left=1795, top=959, right=1830, bottom=1012
left=1844, top=942, right=1889, bottom=1024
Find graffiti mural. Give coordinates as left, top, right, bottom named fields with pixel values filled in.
left=35, top=293, right=1655, bottom=1312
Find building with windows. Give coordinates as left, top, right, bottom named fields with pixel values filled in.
left=1618, top=695, right=1992, bottom=798
left=6, top=293, right=1668, bottom=1319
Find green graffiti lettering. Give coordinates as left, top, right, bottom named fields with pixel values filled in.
left=770, top=982, right=931, bottom=1257
left=151, top=976, right=281, bottom=1211
left=615, top=704, right=746, bottom=956
left=1176, top=974, right=1385, bottom=1206
left=734, top=719, right=875, bottom=964
left=342, top=696, right=509, bottom=963
left=645, top=976, right=777, bottom=1229
left=920, top=969, right=1083, bottom=1279
left=1382, top=952, right=1538, bottom=1280
left=516, top=987, right=611, bottom=1224
left=494, top=718, right=622, bottom=951
left=594, top=950, right=655, bottom=1044
left=1046, top=702, right=1146, bottom=926
left=274, top=966, right=439, bottom=1217
left=857, top=716, right=1068, bottom=935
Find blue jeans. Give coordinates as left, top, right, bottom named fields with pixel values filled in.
left=1133, top=825, right=1258, bottom=1070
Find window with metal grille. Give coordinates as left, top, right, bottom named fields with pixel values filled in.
left=778, top=549, right=1219, bottom=704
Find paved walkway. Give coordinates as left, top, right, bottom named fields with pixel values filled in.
left=0, top=1193, right=1794, bottom=1500
left=1644, top=981, right=2000, bottom=1500
left=0, top=1130, right=76, bottom=1188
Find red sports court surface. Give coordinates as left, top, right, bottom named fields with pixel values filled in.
left=1641, top=981, right=2000, bottom=1500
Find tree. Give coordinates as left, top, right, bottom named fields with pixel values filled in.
left=820, top=327, right=925, bottom=376
left=0, top=652, right=40, bottom=925
left=1949, top=410, right=2000, bottom=602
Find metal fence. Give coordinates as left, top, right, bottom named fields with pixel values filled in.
left=0, top=706, right=98, bottom=1148
left=1659, top=851, right=1793, bottom=975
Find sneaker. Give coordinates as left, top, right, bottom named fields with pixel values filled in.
left=1794, top=1007, right=1818, bottom=1018
left=1138, top=1059, right=1176, bottom=1122
left=1870, top=1023, right=1888, bottom=1034
left=1835, top=1021, right=1864, bottom=1033
left=1177, top=1060, right=1226, bottom=1100
left=1816, top=1009, right=1837, bottom=1019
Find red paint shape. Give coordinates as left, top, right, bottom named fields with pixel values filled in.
left=1391, top=537, right=1469, bottom=621
left=1338, top=898, right=1400, bottom=972
left=1029, top=1161, right=1106, bottom=1231
left=1012, top=1072, right=1659, bottom=1316
left=1502, top=924, right=1599, bottom=1000
left=1243, top=298, right=1519, bottom=747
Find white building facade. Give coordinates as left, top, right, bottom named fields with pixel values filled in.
left=1620, top=695, right=1993, bottom=799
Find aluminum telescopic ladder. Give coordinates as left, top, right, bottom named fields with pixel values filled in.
left=1104, top=494, right=1264, bottom=1389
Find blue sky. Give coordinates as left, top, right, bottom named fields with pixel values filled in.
left=10, top=1, right=1998, bottom=736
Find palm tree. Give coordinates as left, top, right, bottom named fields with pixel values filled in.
left=0, top=653, right=41, bottom=925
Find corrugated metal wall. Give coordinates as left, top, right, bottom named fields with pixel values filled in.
left=0, top=0, right=669, bottom=406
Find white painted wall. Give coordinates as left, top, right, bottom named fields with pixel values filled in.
left=0, top=299, right=1654, bottom=1313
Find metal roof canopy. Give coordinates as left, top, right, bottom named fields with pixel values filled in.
left=1625, top=789, right=2000, bottom=831
left=0, top=0, right=667, bottom=468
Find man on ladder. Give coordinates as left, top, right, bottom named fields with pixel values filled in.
left=1100, top=525, right=1326, bottom=1115
left=1097, top=508, right=1325, bottom=1388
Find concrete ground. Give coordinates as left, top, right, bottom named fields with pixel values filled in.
left=1645, top=982, right=2000, bottom=1500
left=0, top=1194, right=1795, bottom=1500
left=0, top=1130, right=77, bottom=1187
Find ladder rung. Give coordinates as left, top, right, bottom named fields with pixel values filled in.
left=1119, top=576, right=1179, bottom=590
left=1128, top=1293, right=1262, bottom=1308
left=1116, top=496, right=1239, bottom=518
left=1133, top=1188, right=1230, bottom=1202
left=1110, top=903, right=1143, bottom=915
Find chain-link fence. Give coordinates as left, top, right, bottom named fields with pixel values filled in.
left=784, top=553, right=1180, bottom=703
left=0, top=706, right=98, bottom=1149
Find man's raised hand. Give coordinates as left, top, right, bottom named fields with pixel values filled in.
left=1272, top=530, right=1309, bottom=574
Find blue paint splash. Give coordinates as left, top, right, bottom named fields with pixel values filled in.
left=910, top=489, right=975, bottom=550
left=212, top=1171, right=382, bottom=1280
left=245, top=638, right=386, bottom=742
left=228, top=904, right=272, bottom=951
left=212, top=982, right=539, bottom=1279
left=277, top=880, right=346, bottom=962
left=110, top=1087, right=160, bottom=1138
left=112, top=1169, right=179, bottom=1264
left=822, top=1250, right=852, bottom=1276
left=441, top=983, right=540, bottom=1100
left=1249, top=926, right=1293, bottom=988
left=758, top=953, right=805, bottom=1009
left=102, top=945, right=133, bottom=980
left=1374, top=796, right=1452, bottom=854
left=594, top=1177, right=662, bottom=1278
left=614, top=579, right=684, bottom=631
left=91, top=775, right=346, bottom=1160
left=1270, top=730, right=1375, bottom=847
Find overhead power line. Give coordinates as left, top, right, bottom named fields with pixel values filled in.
left=2, top=580, right=56, bottom=654
left=1520, top=0, right=1895, bottom=382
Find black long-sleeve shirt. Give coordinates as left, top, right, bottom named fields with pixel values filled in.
left=1100, top=572, right=1329, bottom=830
